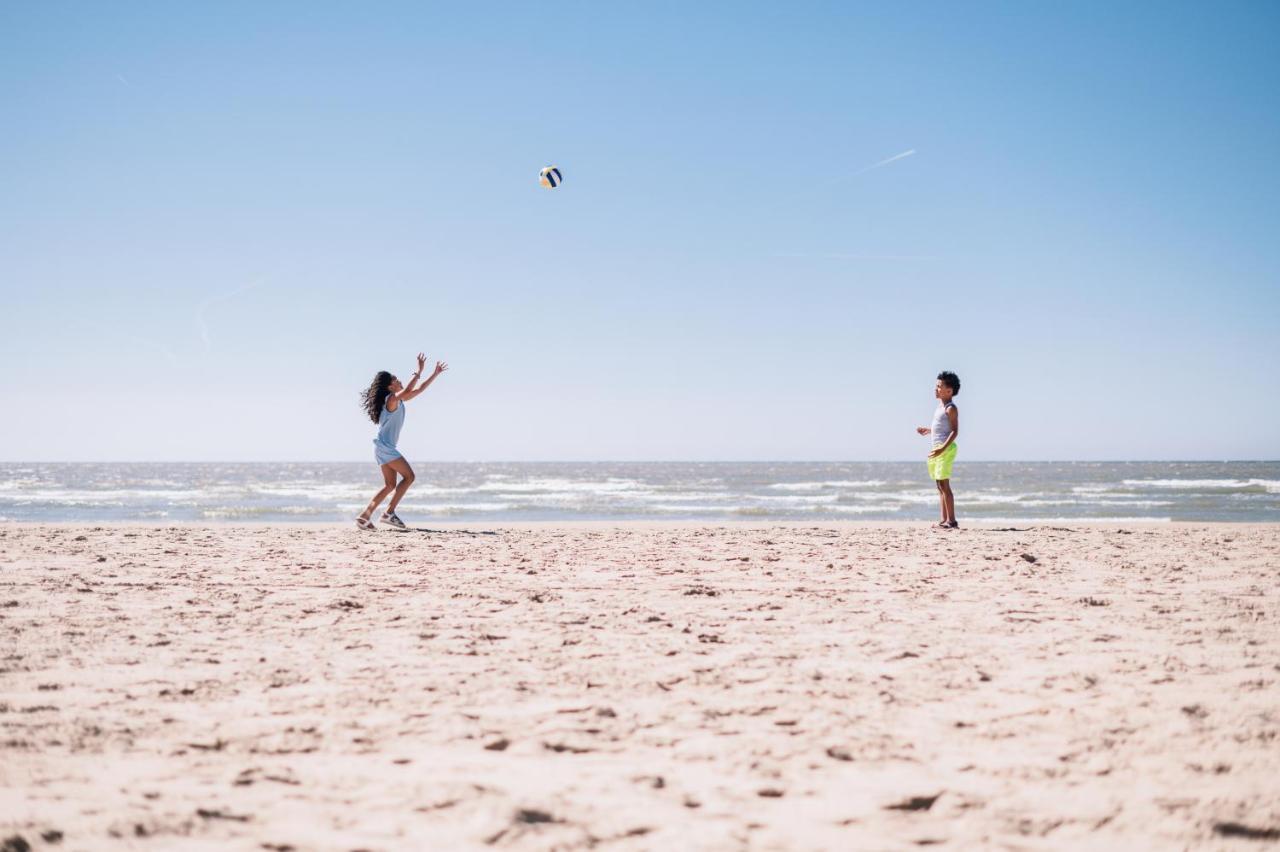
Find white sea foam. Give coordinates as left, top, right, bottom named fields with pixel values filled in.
left=861, top=490, right=939, bottom=505
left=335, top=501, right=515, bottom=514
left=962, top=493, right=1035, bottom=504
left=767, top=480, right=885, bottom=491
left=0, top=479, right=43, bottom=491
left=202, top=505, right=331, bottom=518
left=477, top=478, right=646, bottom=494
left=630, top=491, right=731, bottom=503
left=395, top=502, right=515, bottom=514
left=1014, top=499, right=1175, bottom=508
left=648, top=504, right=737, bottom=514
left=1122, top=478, right=1280, bottom=493
left=252, top=484, right=375, bottom=500
left=751, top=494, right=841, bottom=504
left=0, top=488, right=206, bottom=505
left=967, top=517, right=1173, bottom=523
left=829, top=504, right=904, bottom=514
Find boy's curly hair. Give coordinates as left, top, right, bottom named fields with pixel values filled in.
left=937, top=371, right=961, bottom=395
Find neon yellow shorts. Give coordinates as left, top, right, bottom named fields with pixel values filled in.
left=927, top=443, right=957, bottom=481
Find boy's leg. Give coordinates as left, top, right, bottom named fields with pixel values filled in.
left=935, top=479, right=947, bottom=523
left=939, top=479, right=956, bottom=524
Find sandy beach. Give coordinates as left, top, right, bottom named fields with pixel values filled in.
left=1, top=522, right=1277, bottom=850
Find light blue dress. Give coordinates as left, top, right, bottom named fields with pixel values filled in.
left=373, top=400, right=405, bottom=465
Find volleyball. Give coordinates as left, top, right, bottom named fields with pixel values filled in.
left=538, top=166, right=562, bottom=188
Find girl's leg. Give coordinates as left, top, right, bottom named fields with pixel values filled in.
left=359, top=464, right=399, bottom=521
left=384, top=457, right=416, bottom=514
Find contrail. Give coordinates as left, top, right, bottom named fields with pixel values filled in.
left=116, top=73, right=130, bottom=86
left=844, top=148, right=916, bottom=180
left=197, top=280, right=266, bottom=352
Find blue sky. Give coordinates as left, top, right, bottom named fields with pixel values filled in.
left=1, top=1, right=1277, bottom=461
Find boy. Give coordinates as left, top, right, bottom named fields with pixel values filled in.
left=916, top=371, right=960, bottom=528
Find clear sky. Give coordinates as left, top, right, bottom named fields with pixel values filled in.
left=2, top=1, right=1277, bottom=462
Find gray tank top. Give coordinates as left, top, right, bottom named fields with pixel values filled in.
left=931, top=402, right=956, bottom=446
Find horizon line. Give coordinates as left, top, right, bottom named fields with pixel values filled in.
left=2, top=459, right=1276, bottom=465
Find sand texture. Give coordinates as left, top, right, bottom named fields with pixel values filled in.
left=1, top=522, right=1278, bottom=850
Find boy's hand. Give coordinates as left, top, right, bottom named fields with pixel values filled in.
left=916, top=426, right=930, bottom=436
left=928, top=446, right=944, bottom=458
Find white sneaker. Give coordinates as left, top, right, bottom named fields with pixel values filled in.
left=380, top=512, right=406, bottom=529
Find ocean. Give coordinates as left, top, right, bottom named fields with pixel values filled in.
left=1, top=461, right=1277, bottom=523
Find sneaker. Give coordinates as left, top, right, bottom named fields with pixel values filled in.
left=380, top=512, right=406, bottom=529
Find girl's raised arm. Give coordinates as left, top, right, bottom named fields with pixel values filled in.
left=402, top=360, right=448, bottom=400
left=390, top=353, right=428, bottom=400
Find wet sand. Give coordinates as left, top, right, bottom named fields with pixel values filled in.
left=2, top=522, right=1278, bottom=850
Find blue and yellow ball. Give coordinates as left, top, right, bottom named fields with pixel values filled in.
left=538, top=166, right=562, bottom=188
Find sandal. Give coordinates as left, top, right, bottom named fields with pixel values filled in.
left=355, top=517, right=376, bottom=531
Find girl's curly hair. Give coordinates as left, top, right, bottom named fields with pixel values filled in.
left=361, top=371, right=395, bottom=424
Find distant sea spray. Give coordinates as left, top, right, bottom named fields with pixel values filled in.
left=1, top=462, right=1277, bottom=523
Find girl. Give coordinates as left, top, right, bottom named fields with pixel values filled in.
left=356, top=353, right=448, bottom=530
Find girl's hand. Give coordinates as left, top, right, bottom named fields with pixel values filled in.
left=433, top=361, right=449, bottom=376
left=916, top=426, right=930, bottom=436
left=416, top=352, right=427, bottom=373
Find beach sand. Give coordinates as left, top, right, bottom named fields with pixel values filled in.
left=1, top=522, right=1277, bottom=850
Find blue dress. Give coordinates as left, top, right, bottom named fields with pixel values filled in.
left=373, top=400, right=405, bottom=465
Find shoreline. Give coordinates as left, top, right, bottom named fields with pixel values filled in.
left=2, top=519, right=1264, bottom=530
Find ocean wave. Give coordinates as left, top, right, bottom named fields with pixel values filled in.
left=1122, top=478, right=1280, bottom=493
left=251, top=484, right=374, bottom=500
left=965, top=517, right=1173, bottom=523
left=390, top=501, right=515, bottom=514
left=335, top=501, right=515, bottom=514
left=646, top=504, right=741, bottom=514
left=201, top=505, right=333, bottom=518
left=0, top=488, right=207, bottom=505
left=629, top=491, right=732, bottom=503
left=476, top=478, right=647, bottom=494
left=0, top=479, right=44, bottom=491
left=1012, top=499, right=1175, bottom=508
left=635, top=502, right=904, bottom=516
left=767, top=480, right=886, bottom=491
left=828, top=504, right=904, bottom=514
left=858, top=490, right=939, bottom=505
left=750, top=494, right=841, bottom=504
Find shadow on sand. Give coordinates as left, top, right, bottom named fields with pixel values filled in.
left=388, top=527, right=500, bottom=536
